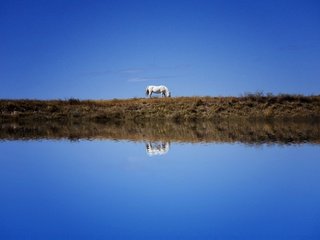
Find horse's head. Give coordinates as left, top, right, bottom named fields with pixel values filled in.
left=166, top=90, right=171, bottom=97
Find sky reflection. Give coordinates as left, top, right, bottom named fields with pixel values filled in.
left=0, top=140, right=319, bottom=239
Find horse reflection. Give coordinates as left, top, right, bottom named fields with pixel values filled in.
left=145, top=141, right=170, bottom=156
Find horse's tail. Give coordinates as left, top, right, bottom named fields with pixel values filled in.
left=146, top=87, right=149, bottom=96
left=165, top=87, right=171, bottom=97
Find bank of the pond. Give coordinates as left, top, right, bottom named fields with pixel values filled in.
left=0, top=95, right=319, bottom=123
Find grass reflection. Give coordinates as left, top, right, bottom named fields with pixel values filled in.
left=1, top=119, right=319, bottom=144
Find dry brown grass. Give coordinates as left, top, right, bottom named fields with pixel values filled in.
left=0, top=94, right=319, bottom=123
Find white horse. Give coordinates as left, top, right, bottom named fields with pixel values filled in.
left=146, top=85, right=171, bottom=98
left=146, top=141, right=170, bottom=156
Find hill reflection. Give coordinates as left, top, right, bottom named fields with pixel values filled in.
left=0, top=120, right=319, bottom=144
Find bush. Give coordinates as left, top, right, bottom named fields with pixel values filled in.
left=68, top=98, right=80, bottom=105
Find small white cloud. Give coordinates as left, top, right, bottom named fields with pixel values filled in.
left=127, top=75, right=177, bottom=83
left=127, top=77, right=152, bottom=82
left=120, top=68, right=144, bottom=74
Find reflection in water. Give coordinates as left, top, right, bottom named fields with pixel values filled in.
left=146, top=141, right=170, bottom=156
left=1, top=131, right=320, bottom=239
left=0, top=119, right=319, bottom=144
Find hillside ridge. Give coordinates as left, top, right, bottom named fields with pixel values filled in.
left=1, top=95, right=319, bottom=123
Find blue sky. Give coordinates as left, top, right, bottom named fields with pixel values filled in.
left=1, top=0, right=319, bottom=99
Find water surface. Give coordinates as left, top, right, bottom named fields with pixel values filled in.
left=0, top=120, right=319, bottom=239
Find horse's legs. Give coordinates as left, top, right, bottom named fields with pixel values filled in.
left=149, top=92, right=152, bottom=98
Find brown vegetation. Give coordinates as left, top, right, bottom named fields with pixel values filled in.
left=0, top=94, right=319, bottom=144
left=0, top=94, right=319, bottom=123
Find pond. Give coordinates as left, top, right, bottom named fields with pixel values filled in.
left=0, top=120, right=320, bottom=239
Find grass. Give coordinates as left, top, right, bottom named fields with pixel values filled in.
left=1, top=94, right=319, bottom=143
left=1, top=94, right=319, bottom=123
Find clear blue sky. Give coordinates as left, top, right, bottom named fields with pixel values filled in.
left=1, top=0, right=319, bottom=99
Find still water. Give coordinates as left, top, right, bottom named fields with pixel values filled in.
left=0, top=121, right=320, bottom=239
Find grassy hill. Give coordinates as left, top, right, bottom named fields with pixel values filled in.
left=1, top=94, right=319, bottom=123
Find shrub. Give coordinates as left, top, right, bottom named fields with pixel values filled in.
left=68, top=98, right=80, bottom=105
